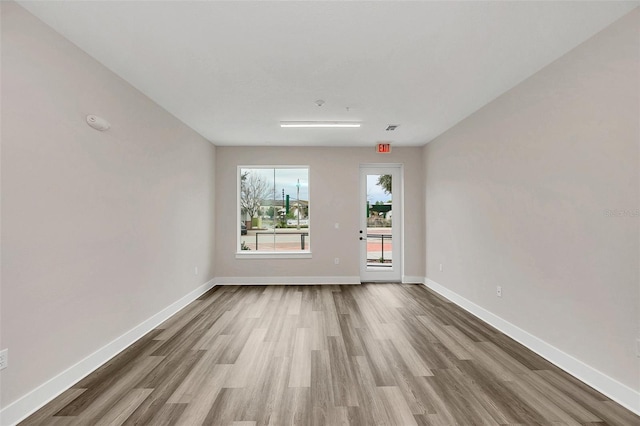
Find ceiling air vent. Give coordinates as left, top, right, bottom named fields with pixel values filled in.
left=385, top=125, right=399, bottom=131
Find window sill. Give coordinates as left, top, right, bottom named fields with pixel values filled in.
left=235, top=251, right=312, bottom=259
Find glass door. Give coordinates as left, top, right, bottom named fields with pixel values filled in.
left=359, top=165, right=402, bottom=282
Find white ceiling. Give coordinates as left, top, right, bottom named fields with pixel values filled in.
left=17, top=1, right=638, bottom=147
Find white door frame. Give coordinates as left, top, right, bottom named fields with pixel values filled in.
left=359, top=164, right=403, bottom=282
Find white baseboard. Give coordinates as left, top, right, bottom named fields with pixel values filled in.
left=7, top=276, right=636, bottom=424
left=424, top=278, right=640, bottom=416
left=402, top=276, right=425, bottom=284
left=0, top=279, right=216, bottom=426
left=214, top=276, right=361, bottom=285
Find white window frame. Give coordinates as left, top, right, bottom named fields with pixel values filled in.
left=236, top=165, right=312, bottom=259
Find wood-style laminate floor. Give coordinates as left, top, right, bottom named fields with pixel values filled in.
left=21, top=284, right=639, bottom=425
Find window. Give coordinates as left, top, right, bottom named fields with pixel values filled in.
left=238, top=166, right=310, bottom=257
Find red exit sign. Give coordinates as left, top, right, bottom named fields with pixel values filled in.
left=376, top=143, right=391, bottom=153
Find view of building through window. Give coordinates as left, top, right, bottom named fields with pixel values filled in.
left=239, top=167, right=310, bottom=252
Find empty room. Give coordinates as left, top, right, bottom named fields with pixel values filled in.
left=1, top=1, right=639, bottom=425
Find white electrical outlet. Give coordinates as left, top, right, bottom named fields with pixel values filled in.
left=194, top=266, right=198, bottom=275
left=0, top=349, right=8, bottom=370
left=334, top=258, right=340, bottom=265
left=496, top=286, right=502, bottom=297
left=439, top=263, right=443, bottom=272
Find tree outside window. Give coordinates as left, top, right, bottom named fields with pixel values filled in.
left=238, top=167, right=310, bottom=253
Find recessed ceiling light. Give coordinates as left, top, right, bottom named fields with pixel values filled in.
left=280, top=121, right=361, bottom=128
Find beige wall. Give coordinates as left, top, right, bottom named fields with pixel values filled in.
left=424, top=9, right=639, bottom=390
left=1, top=2, right=216, bottom=407
left=215, top=146, right=425, bottom=280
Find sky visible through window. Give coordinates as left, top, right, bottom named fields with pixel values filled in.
left=246, top=168, right=309, bottom=201
left=367, top=175, right=391, bottom=204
